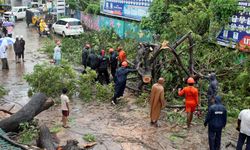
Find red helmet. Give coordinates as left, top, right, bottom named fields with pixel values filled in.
left=109, top=48, right=114, bottom=53
left=121, top=61, right=128, bottom=67
left=187, top=77, right=195, bottom=84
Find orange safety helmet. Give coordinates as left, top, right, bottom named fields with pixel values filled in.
left=187, top=77, right=195, bottom=84
left=121, top=61, right=128, bottom=67
left=109, top=48, right=114, bottom=53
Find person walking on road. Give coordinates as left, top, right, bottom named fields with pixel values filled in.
left=112, top=61, right=136, bottom=105
left=82, top=44, right=91, bottom=68
left=19, top=35, right=25, bottom=62
left=61, top=88, right=70, bottom=128
left=204, top=95, right=227, bottom=150
left=14, top=35, right=21, bottom=63
left=0, top=38, right=9, bottom=70
left=109, top=48, right=118, bottom=79
left=150, top=78, right=166, bottom=127
left=97, top=49, right=110, bottom=84
left=53, top=40, right=61, bottom=65
left=178, top=77, right=199, bottom=128
left=236, top=109, right=250, bottom=150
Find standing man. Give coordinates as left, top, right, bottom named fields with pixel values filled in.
left=112, top=61, right=136, bottom=105
left=82, top=44, right=90, bottom=68
left=53, top=40, right=62, bottom=65
left=117, top=46, right=126, bottom=66
left=0, top=38, right=9, bottom=70
left=14, top=35, right=21, bottom=63
left=19, top=35, right=25, bottom=62
left=87, top=50, right=99, bottom=70
left=178, top=77, right=199, bottom=128
left=236, top=108, right=250, bottom=150
left=150, top=78, right=166, bottom=127
left=109, top=48, right=118, bottom=79
left=204, top=96, right=227, bottom=150
left=207, top=73, right=218, bottom=107
left=97, top=49, right=110, bottom=84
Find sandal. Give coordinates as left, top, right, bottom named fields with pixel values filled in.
left=62, top=125, right=70, bottom=128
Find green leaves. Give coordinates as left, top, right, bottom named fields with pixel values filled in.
left=0, top=85, right=6, bottom=98
left=24, top=62, right=77, bottom=98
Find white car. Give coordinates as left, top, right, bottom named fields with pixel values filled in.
left=4, top=6, right=28, bottom=21
left=52, top=18, right=84, bottom=37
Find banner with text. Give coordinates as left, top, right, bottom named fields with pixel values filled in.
left=217, top=1, right=250, bottom=52
left=100, top=0, right=153, bottom=21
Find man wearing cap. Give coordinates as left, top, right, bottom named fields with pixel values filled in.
left=117, top=46, right=126, bottom=66
left=19, top=35, right=25, bottom=62
left=14, top=35, right=21, bottom=63
left=109, top=48, right=118, bottom=79
left=112, top=61, right=136, bottom=105
left=178, top=77, right=199, bottom=128
left=150, top=78, right=166, bottom=127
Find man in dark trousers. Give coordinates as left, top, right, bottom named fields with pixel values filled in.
left=14, top=35, right=21, bottom=63
left=87, top=50, right=99, bottom=70
left=97, top=49, right=110, bottom=84
left=204, top=95, right=227, bottom=150
left=207, top=73, right=218, bottom=107
left=236, top=108, right=250, bottom=150
left=109, top=48, right=118, bottom=79
left=19, top=35, right=25, bottom=62
left=112, top=61, right=136, bottom=105
left=82, top=44, right=91, bottom=68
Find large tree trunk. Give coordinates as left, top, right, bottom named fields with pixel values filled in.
left=0, top=93, right=54, bottom=132
left=37, top=124, right=56, bottom=150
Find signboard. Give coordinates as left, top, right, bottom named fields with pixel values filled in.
left=100, top=0, right=153, bottom=21
left=217, top=1, right=250, bottom=52
left=56, top=0, right=65, bottom=14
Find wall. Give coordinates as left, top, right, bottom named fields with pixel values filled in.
left=80, top=12, right=153, bottom=42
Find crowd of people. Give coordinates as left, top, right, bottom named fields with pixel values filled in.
left=54, top=41, right=250, bottom=149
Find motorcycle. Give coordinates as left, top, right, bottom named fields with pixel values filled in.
left=39, top=25, right=50, bottom=37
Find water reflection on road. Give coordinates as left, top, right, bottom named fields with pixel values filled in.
left=0, top=20, right=48, bottom=110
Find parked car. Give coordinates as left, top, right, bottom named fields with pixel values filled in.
left=26, top=8, right=43, bottom=27
left=4, top=6, right=28, bottom=21
left=52, top=18, right=84, bottom=37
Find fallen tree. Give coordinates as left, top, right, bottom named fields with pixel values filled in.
left=37, top=124, right=56, bottom=150
left=0, top=93, right=54, bottom=132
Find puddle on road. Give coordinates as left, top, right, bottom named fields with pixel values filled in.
left=0, top=21, right=49, bottom=111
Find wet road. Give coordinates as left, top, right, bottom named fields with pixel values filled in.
left=0, top=20, right=48, bottom=110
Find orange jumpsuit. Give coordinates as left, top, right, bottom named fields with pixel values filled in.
left=118, top=50, right=126, bottom=63
left=178, top=86, right=198, bottom=113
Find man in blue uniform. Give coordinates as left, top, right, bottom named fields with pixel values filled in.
left=204, top=95, right=227, bottom=150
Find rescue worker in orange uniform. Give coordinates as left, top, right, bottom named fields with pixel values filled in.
left=117, top=46, right=126, bottom=66
left=178, top=77, right=199, bottom=128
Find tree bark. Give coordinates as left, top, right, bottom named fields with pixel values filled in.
left=0, top=93, right=54, bottom=132
left=37, top=124, right=56, bottom=150
left=60, top=140, right=83, bottom=150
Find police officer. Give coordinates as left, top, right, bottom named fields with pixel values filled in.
left=112, top=61, right=136, bottom=105
left=98, top=49, right=110, bottom=84
left=204, top=95, right=227, bottom=150
left=82, top=44, right=91, bottom=68
left=109, top=48, right=118, bottom=79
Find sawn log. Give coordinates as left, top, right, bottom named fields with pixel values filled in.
left=0, top=93, right=54, bottom=132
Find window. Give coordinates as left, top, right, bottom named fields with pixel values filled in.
left=56, top=20, right=62, bottom=25
left=18, top=9, right=22, bottom=12
left=61, top=21, right=67, bottom=25
left=69, top=21, right=81, bottom=26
